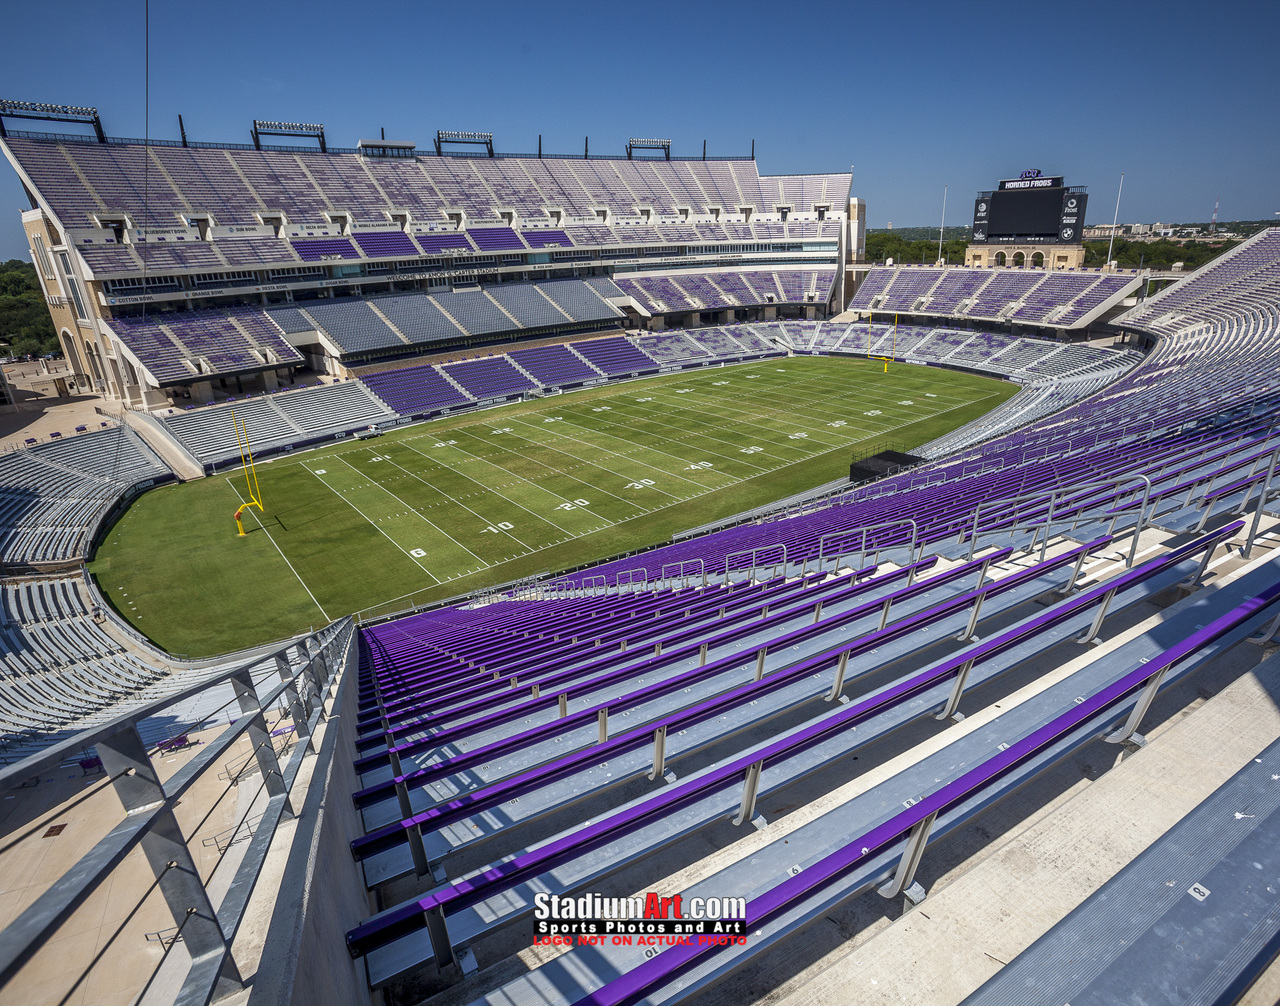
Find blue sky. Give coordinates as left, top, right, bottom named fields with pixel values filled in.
left=1, top=0, right=1277, bottom=260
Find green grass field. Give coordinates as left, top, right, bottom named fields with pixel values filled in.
left=89, top=356, right=1017, bottom=655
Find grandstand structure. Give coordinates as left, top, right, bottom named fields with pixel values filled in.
left=3, top=100, right=1280, bottom=1006
left=847, top=262, right=1142, bottom=330
left=0, top=105, right=856, bottom=412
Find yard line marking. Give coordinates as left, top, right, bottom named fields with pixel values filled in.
left=358, top=447, right=542, bottom=551
left=442, top=426, right=667, bottom=524
left=225, top=478, right=331, bottom=620
left=397, top=439, right=625, bottom=531
left=503, top=414, right=741, bottom=491
left=302, top=462, right=451, bottom=579
left=477, top=415, right=715, bottom=493
left=555, top=397, right=776, bottom=472
left=617, top=393, right=847, bottom=454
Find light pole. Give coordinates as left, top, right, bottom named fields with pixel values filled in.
left=937, top=185, right=948, bottom=264
left=1106, top=172, right=1125, bottom=270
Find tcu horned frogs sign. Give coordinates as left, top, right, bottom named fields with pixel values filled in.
left=971, top=170, right=1088, bottom=245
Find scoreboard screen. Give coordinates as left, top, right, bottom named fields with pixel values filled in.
left=971, top=173, right=1086, bottom=245
left=988, top=188, right=1065, bottom=237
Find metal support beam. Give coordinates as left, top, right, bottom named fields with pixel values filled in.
left=1244, top=446, right=1280, bottom=558
left=957, top=593, right=986, bottom=643
left=597, top=708, right=608, bottom=744
left=648, top=725, right=667, bottom=782
left=878, top=810, right=938, bottom=905
left=935, top=659, right=974, bottom=722
left=1077, top=587, right=1117, bottom=645
left=1248, top=609, right=1280, bottom=646
left=229, top=670, right=289, bottom=806
left=558, top=693, right=568, bottom=718
left=424, top=905, right=453, bottom=968
left=276, top=653, right=311, bottom=748
left=1104, top=666, right=1169, bottom=746
left=1180, top=541, right=1218, bottom=590
left=1061, top=547, right=1091, bottom=595
left=732, top=761, right=764, bottom=826
left=754, top=647, right=768, bottom=681
left=826, top=650, right=850, bottom=701
left=98, top=724, right=243, bottom=996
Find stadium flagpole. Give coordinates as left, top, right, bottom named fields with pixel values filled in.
left=1107, top=172, right=1125, bottom=269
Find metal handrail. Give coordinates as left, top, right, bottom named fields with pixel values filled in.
left=809, top=518, right=918, bottom=576
left=0, top=617, right=355, bottom=1006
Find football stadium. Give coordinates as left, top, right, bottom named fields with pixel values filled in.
left=2, top=6, right=1280, bottom=1006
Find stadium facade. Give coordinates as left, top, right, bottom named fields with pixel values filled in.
left=0, top=104, right=860, bottom=410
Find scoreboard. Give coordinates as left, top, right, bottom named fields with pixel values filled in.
left=971, top=171, right=1087, bottom=245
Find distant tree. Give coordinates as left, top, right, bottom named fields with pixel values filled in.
left=1083, top=239, right=1236, bottom=270
left=0, top=259, right=59, bottom=355
left=864, top=232, right=971, bottom=265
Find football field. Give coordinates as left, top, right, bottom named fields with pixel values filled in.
left=90, top=356, right=1017, bottom=655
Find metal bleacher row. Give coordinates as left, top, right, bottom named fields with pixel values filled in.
left=615, top=268, right=837, bottom=314
left=0, top=577, right=170, bottom=750
left=850, top=264, right=1140, bottom=328
left=336, top=229, right=1280, bottom=1000
left=159, top=380, right=397, bottom=466
left=102, top=279, right=628, bottom=382
left=0, top=570, right=307, bottom=766
left=0, top=425, right=172, bottom=566
left=2, top=135, right=848, bottom=237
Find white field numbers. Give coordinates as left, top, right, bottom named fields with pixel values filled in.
left=480, top=522, right=515, bottom=533
left=556, top=498, right=591, bottom=511
left=626, top=479, right=656, bottom=488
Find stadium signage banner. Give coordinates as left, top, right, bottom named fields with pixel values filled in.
left=1057, top=191, right=1088, bottom=243
left=998, top=176, right=1063, bottom=190
left=132, top=226, right=200, bottom=240
left=972, top=196, right=990, bottom=243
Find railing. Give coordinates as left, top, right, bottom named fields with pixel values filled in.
left=808, top=518, right=919, bottom=576
left=0, top=616, right=355, bottom=1006
left=724, top=545, right=786, bottom=583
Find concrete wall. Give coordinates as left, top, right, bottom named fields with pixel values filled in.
left=966, top=243, right=1085, bottom=270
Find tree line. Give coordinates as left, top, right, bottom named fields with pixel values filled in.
left=864, top=232, right=1237, bottom=273
left=0, top=259, right=59, bottom=358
